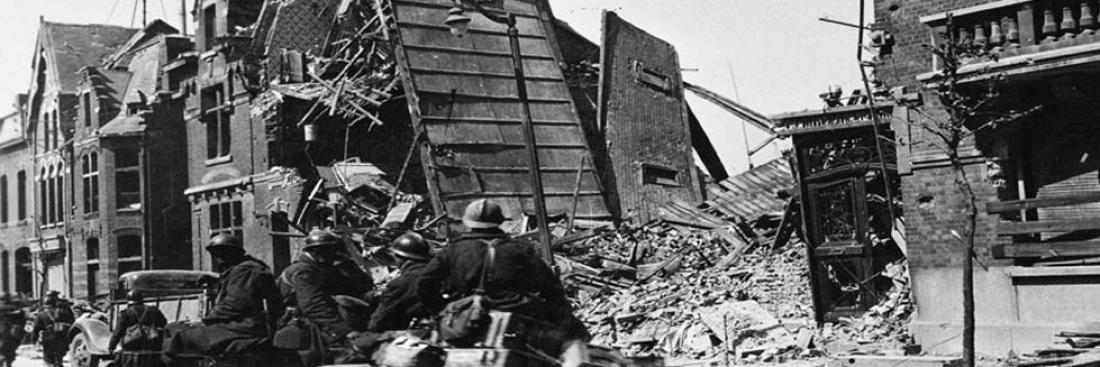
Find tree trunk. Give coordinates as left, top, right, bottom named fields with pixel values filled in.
left=953, top=158, right=978, bottom=367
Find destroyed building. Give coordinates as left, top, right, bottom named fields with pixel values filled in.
left=874, top=0, right=1100, bottom=356
left=173, top=0, right=731, bottom=272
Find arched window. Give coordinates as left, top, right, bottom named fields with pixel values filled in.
left=14, top=248, right=30, bottom=295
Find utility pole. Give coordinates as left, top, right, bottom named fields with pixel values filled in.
left=142, top=0, right=147, bottom=27
left=180, top=0, right=188, bottom=35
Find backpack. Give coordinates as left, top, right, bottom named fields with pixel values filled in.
left=437, top=239, right=502, bottom=346
left=121, top=306, right=163, bottom=348
left=38, top=309, right=69, bottom=344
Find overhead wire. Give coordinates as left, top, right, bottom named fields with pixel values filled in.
left=130, top=0, right=139, bottom=27
left=106, top=0, right=123, bottom=24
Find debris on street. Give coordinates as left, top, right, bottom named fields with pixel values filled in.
left=558, top=220, right=915, bottom=363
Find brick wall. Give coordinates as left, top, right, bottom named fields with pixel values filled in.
left=874, top=0, right=1014, bottom=270
left=599, top=12, right=701, bottom=222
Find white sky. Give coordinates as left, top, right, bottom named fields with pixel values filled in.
left=0, top=0, right=873, bottom=176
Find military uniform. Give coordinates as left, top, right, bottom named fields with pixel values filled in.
left=417, top=229, right=589, bottom=340
left=0, top=300, right=24, bottom=367
left=32, top=304, right=74, bottom=367
left=278, top=254, right=372, bottom=346
left=164, top=255, right=283, bottom=357
left=368, top=260, right=429, bottom=332
left=109, top=303, right=168, bottom=351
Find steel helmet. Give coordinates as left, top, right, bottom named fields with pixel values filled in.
left=207, top=233, right=244, bottom=251
left=463, top=199, right=506, bottom=229
left=126, top=290, right=144, bottom=304
left=304, top=229, right=342, bottom=251
left=389, top=232, right=430, bottom=261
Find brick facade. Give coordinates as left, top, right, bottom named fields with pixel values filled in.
left=874, top=0, right=1100, bottom=355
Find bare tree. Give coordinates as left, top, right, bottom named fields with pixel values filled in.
left=910, top=16, right=1039, bottom=367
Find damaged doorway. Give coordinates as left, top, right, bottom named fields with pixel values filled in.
left=793, top=124, right=902, bottom=323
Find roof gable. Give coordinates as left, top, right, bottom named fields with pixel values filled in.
left=37, top=21, right=139, bottom=94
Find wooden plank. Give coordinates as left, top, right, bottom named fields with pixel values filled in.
left=425, top=121, right=584, bottom=145
left=687, top=103, right=728, bottom=181
left=986, top=191, right=1100, bottom=213
left=993, top=241, right=1100, bottom=258
left=437, top=171, right=603, bottom=195
left=997, top=218, right=1100, bottom=235
left=417, top=95, right=579, bottom=122
left=407, top=67, right=563, bottom=82
left=412, top=74, right=573, bottom=101
left=392, top=0, right=611, bottom=221
left=437, top=147, right=591, bottom=168
left=395, top=20, right=547, bottom=40
left=397, top=27, right=554, bottom=58
left=420, top=116, right=578, bottom=126
left=401, top=43, right=556, bottom=60
left=404, top=50, right=561, bottom=79
left=393, top=0, right=538, bottom=16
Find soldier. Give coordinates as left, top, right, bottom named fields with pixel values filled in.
left=0, top=293, right=24, bottom=367
left=163, top=234, right=283, bottom=358
left=109, top=291, right=167, bottom=367
left=417, top=199, right=590, bottom=366
left=275, top=229, right=373, bottom=365
left=367, top=232, right=432, bottom=333
left=32, top=292, right=74, bottom=367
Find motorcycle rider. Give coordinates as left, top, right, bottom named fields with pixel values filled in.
left=368, top=232, right=432, bottom=333
left=276, top=229, right=373, bottom=365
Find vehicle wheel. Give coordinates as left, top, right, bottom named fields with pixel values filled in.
left=69, top=333, right=99, bottom=367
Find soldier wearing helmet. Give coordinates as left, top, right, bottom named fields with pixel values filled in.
left=275, top=229, right=373, bottom=364
left=32, top=291, right=74, bottom=367
left=163, top=233, right=284, bottom=358
left=367, top=232, right=433, bottom=332
left=0, top=292, right=23, bottom=367
left=109, top=290, right=168, bottom=366
left=417, top=199, right=590, bottom=363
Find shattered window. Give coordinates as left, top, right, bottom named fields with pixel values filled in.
left=642, top=164, right=680, bottom=186
left=210, top=200, right=244, bottom=242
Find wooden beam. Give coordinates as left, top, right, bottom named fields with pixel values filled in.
left=683, top=82, right=777, bottom=134
left=986, top=191, right=1100, bottom=213
left=686, top=103, right=728, bottom=181
left=992, top=241, right=1100, bottom=258
left=997, top=218, right=1100, bottom=235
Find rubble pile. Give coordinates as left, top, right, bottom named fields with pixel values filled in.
left=559, top=222, right=914, bottom=362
